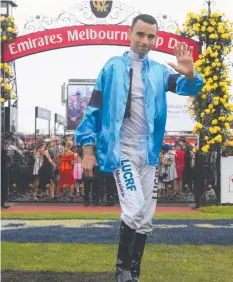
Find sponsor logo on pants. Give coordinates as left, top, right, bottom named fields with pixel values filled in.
left=115, top=169, right=124, bottom=197
left=121, top=159, right=136, bottom=191
left=152, top=166, right=158, bottom=200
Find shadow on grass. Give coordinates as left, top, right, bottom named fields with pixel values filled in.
left=2, top=270, right=116, bottom=282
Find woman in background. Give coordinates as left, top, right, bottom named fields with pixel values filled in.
left=39, top=143, right=56, bottom=199
left=174, top=143, right=185, bottom=194
left=32, top=144, right=43, bottom=200
left=161, top=144, right=177, bottom=195
left=56, top=141, right=75, bottom=198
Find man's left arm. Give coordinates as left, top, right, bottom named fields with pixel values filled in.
left=165, top=71, right=204, bottom=96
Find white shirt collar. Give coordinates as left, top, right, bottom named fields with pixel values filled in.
left=129, top=49, right=145, bottom=62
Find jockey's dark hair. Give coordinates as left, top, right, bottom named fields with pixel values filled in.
left=131, top=14, right=158, bottom=30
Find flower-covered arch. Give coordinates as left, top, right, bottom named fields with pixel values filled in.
left=0, top=15, right=18, bottom=104
left=177, top=9, right=233, bottom=153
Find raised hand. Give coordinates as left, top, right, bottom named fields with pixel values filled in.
left=168, top=42, right=195, bottom=80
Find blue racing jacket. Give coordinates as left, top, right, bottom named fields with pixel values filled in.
left=75, top=51, right=203, bottom=172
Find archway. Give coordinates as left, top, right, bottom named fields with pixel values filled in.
left=1, top=0, right=201, bottom=204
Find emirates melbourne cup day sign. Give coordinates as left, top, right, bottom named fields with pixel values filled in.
left=2, top=25, right=200, bottom=62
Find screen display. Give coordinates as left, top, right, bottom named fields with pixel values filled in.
left=67, top=84, right=94, bottom=130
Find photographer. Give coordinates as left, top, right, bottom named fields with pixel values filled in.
left=159, top=144, right=177, bottom=197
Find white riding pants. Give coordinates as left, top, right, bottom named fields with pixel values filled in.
left=113, top=135, right=158, bottom=234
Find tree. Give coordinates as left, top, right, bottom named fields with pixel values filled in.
left=176, top=4, right=233, bottom=202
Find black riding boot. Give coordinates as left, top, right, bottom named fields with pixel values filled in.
left=131, top=233, right=147, bottom=282
left=116, top=221, right=136, bottom=282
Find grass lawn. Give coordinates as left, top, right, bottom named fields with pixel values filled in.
left=2, top=206, right=233, bottom=281
left=2, top=242, right=233, bottom=282
left=200, top=205, right=233, bottom=213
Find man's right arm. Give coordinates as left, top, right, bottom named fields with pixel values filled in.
left=75, top=66, right=106, bottom=177
left=75, top=67, right=105, bottom=148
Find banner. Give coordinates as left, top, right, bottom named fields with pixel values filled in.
left=24, top=137, right=42, bottom=144
left=2, top=25, right=200, bottom=62
left=67, top=83, right=94, bottom=130
left=165, top=93, right=194, bottom=131
left=55, top=113, right=66, bottom=126
left=35, top=106, right=51, bottom=121
left=221, top=156, right=233, bottom=204
left=163, top=137, right=198, bottom=146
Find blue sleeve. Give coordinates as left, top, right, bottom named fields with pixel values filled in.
left=75, top=68, right=105, bottom=147
left=163, top=65, right=204, bottom=96
left=175, top=72, right=204, bottom=96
